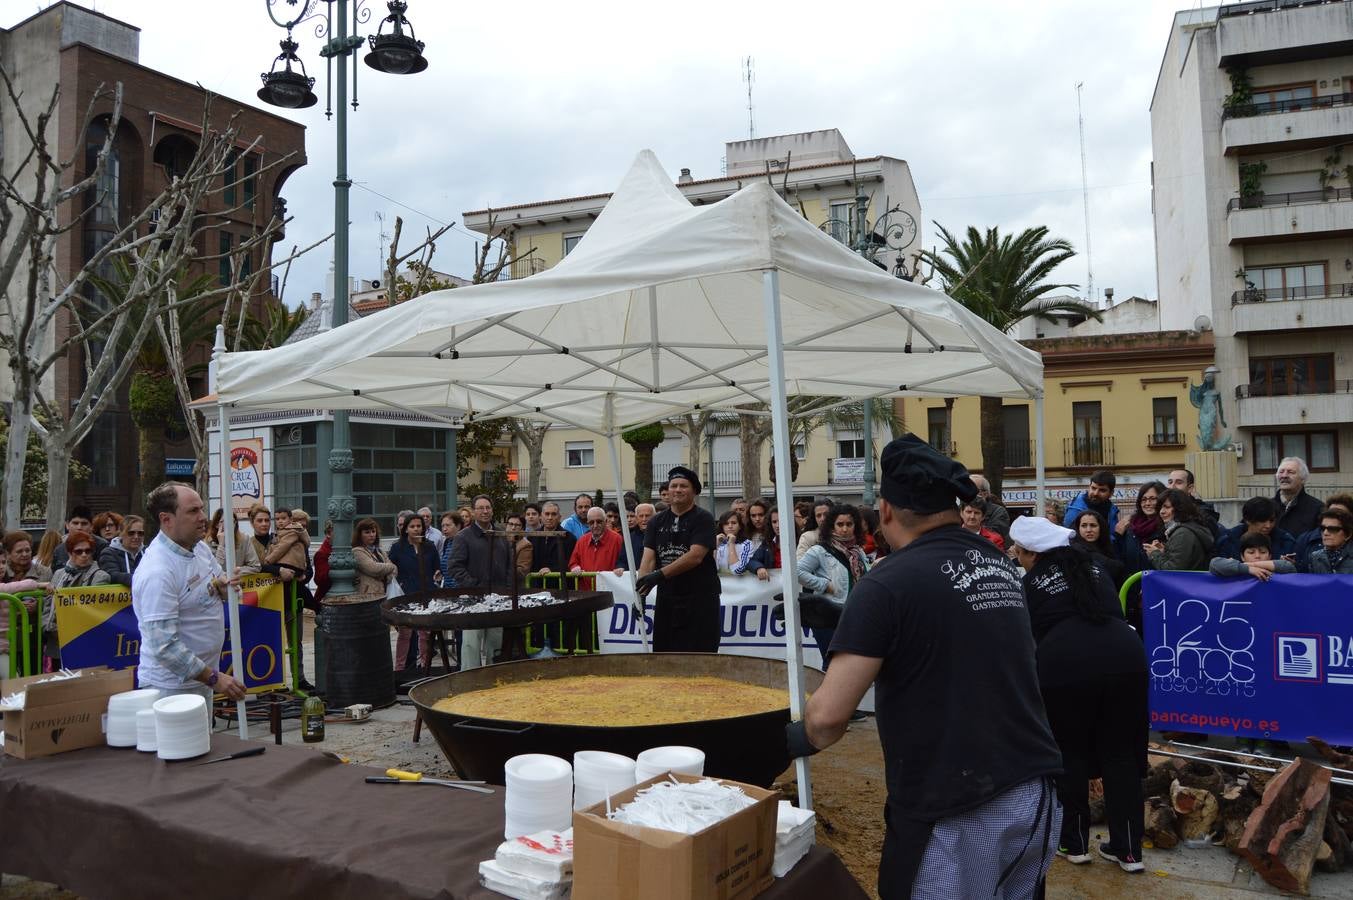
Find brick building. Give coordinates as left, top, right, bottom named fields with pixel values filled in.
left=0, top=2, right=307, bottom=516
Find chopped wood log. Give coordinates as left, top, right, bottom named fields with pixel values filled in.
left=1172, top=779, right=1220, bottom=841
left=1145, top=797, right=1180, bottom=849
left=1248, top=766, right=1275, bottom=798
left=1240, top=757, right=1333, bottom=895
left=1143, top=759, right=1183, bottom=799
left=1220, top=783, right=1260, bottom=854
left=1306, top=737, right=1353, bottom=771
left=1322, top=813, right=1350, bottom=872
left=1177, top=761, right=1226, bottom=797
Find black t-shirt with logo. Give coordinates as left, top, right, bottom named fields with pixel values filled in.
left=643, top=505, right=720, bottom=599
left=829, top=525, right=1062, bottom=822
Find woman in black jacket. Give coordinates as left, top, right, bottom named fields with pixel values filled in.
left=388, top=513, right=441, bottom=672
left=1011, top=515, right=1149, bottom=874
left=1069, top=509, right=1124, bottom=586
left=97, top=516, right=145, bottom=587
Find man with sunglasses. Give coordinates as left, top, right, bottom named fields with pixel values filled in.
left=1308, top=508, right=1353, bottom=574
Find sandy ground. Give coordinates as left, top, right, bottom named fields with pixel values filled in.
left=5, top=617, right=1352, bottom=898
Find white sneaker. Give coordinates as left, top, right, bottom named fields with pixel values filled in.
left=1098, top=843, right=1145, bottom=873
left=1056, top=847, right=1093, bottom=865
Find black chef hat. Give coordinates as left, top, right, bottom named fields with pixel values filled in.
left=666, top=465, right=702, bottom=495
left=878, top=433, right=978, bottom=514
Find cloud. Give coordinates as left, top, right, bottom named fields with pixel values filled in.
left=13, top=0, right=1186, bottom=305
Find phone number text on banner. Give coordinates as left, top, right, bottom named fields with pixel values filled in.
left=54, top=574, right=287, bottom=693
left=1143, top=571, right=1353, bottom=743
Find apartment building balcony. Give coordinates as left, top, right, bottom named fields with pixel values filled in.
left=1231, top=282, right=1353, bottom=331
left=1226, top=189, right=1353, bottom=243
left=651, top=460, right=742, bottom=491
left=1062, top=437, right=1114, bottom=469
left=1004, top=439, right=1035, bottom=469
left=1217, top=0, right=1353, bottom=67
left=1222, top=95, right=1353, bottom=154
left=1234, top=380, right=1353, bottom=428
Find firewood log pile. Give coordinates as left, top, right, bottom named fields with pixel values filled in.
left=1138, top=738, right=1353, bottom=894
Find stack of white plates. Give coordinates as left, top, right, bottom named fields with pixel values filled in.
left=573, top=751, right=637, bottom=811
left=634, top=746, right=705, bottom=782
left=504, top=754, right=573, bottom=839
left=153, top=694, right=210, bottom=760
left=106, top=688, right=161, bottom=748
left=135, top=707, right=158, bottom=752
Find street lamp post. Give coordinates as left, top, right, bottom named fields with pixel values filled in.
left=259, top=0, right=427, bottom=602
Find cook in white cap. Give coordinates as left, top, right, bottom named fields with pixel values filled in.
left=1009, top=513, right=1149, bottom=874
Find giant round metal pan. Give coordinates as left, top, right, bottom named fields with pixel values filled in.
left=409, top=653, right=824, bottom=787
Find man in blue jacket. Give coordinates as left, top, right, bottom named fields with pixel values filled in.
left=1063, top=470, right=1119, bottom=532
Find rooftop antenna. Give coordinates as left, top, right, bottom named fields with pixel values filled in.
left=376, top=211, right=389, bottom=280
left=1076, top=81, right=1095, bottom=306
left=743, top=56, right=755, bottom=139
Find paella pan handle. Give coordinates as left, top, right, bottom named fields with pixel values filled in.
left=451, top=718, right=536, bottom=735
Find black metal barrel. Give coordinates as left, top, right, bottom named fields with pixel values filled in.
left=320, top=596, right=395, bottom=709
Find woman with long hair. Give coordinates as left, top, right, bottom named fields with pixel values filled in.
left=797, top=503, right=868, bottom=664
left=34, top=530, right=61, bottom=569
left=714, top=510, right=754, bottom=575
left=1113, top=481, right=1166, bottom=574
left=388, top=511, right=440, bottom=672
left=1010, top=516, right=1148, bottom=874
left=1, top=531, right=51, bottom=673
left=1070, top=509, right=1124, bottom=586
left=750, top=507, right=788, bottom=580
left=352, top=517, right=397, bottom=597
left=746, top=499, right=770, bottom=548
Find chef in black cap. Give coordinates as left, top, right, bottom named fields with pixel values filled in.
left=635, top=465, right=721, bottom=651
left=787, top=434, right=1063, bottom=899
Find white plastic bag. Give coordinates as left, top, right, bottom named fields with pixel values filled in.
left=386, top=577, right=404, bottom=601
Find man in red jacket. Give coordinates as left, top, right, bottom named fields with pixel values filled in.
left=568, top=506, right=623, bottom=589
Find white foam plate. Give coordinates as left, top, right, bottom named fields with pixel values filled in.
left=505, top=754, right=572, bottom=783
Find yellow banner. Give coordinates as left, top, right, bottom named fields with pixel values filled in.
left=54, top=573, right=287, bottom=693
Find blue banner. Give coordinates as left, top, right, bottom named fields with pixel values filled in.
left=1144, top=571, right=1353, bottom=744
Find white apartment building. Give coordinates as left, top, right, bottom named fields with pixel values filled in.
left=1151, top=0, right=1353, bottom=496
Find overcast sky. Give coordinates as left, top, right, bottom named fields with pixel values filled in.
left=16, top=0, right=1196, bottom=307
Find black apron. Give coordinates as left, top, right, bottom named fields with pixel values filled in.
left=651, top=589, right=720, bottom=652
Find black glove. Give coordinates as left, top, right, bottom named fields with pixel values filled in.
left=635, top=568, right=665, bottom=597
left=785, top=719, right=821, bottom=759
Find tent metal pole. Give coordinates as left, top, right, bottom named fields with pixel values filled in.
left=604, top=396, right=649, bottom=652
left=214, top=335, right=248, bottom=737
left=761, top=268, right=813, bottom=810
left=1035, top=395, right=1046, bottom=518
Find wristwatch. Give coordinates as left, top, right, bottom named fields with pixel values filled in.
left=206, top=670, right=220, bottom=687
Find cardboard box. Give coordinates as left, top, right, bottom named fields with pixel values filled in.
left=572, top=773, right=778, bottom=900
left=1, top=666, right=135, bottom=759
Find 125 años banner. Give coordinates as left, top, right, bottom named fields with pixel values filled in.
left=55, top=573, right=287, bottom=693
left=1143, top=571, right=1353, bottom=744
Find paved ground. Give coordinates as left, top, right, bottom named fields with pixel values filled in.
left=5, top=616, right=1352, bottom=898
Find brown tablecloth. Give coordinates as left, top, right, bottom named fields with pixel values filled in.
left=0, top=735, right=866, bottom=899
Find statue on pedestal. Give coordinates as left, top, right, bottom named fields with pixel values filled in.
left=1189, top=365, right=1231, bottom=451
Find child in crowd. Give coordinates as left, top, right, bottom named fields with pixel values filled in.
left=1208, top=532, right=1296, bottom=581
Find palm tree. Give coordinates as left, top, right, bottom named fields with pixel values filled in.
left=920, top=224, right=1098, bottom=497
left=238, top=298, right=309, bottom=351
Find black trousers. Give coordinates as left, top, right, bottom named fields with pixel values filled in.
left=652, top=592, right=720, bottom=652
left=1041, top=672, right=1147, bottom=858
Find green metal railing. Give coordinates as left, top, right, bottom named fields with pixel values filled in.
left=523, top=572, right=606, bottom=656
left=2, top=590, right=45, bottom=678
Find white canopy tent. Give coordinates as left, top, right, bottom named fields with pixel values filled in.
left=211, top=151, right=1047, bottom=805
